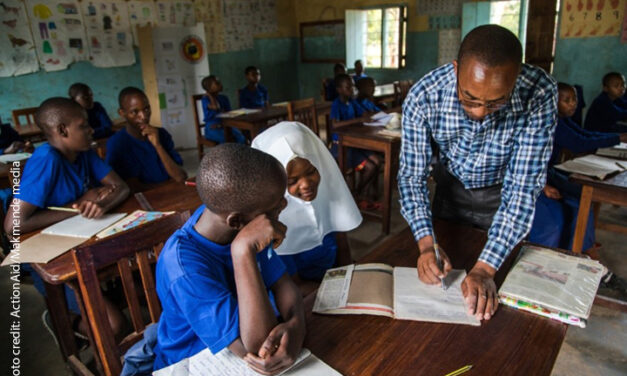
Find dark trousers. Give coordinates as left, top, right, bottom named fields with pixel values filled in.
left=432, top=163, right=502, bottom=231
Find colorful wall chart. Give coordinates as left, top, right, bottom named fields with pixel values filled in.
left=26, top=0, right=88, bottom=71
left=194, top=0, right=225, bottom=53
left=81, top=0, right=134, bottom=67
left=155, top=0, right=195, bottom=27
left=128, top=0, right=156, bottom=45
left=560, top=0, right=625, bottom=38
left=0, top=0, right=39, bottom=76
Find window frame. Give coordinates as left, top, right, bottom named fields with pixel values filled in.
left=358, top=4, right=408, bottom=70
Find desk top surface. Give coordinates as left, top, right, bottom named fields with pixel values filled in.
left=303, top=222, right=568, bottom=376
left=570, top=170, right=627, bottom=191
left=222, top=102, right=332, bottom=124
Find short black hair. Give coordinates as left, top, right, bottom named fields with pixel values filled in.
left=68, top=83, right=90, bottom=99
left=197, top=143, right=286, bottom=214
left=35, top=97, right=86, bottom=135
left=557, top=82, right=575, bottom=93
left=354, top=59, right=362, bottom=66
left=603, top=72, right=624, bottom=86
left=245, top=66, right=259, bottom=75
left=333, top=63, right=346, bottom=74
left=356, top=76, right=375, bottom=92
left=335, top=73, right=352, bottom=88
left=457, top=25, right=522, bottom=69
left=118, top=86, right=146, bottom=108
left=201, top=75, right=218, bottom=91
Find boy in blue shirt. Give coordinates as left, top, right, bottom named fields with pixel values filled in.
left=351, top=59, right=367, bottom=82
left=355, top=77, right=382, bottom=113
left=200, top=75, right=246, bottom=144
left=69, top=82, right=114, bottom=139
left=584, top=72, right=627, bottom=133
left=4, top=97, right=129, bottom=340
left=106, top=87, right=187, bottom=190
left=154, top=144, right=305, bottom=374
left=529, top=83, right=626, bottom=251
left=330, top=74, right=381, bottom=208
left=239, top=66, right=269, bottom=109
left=324, top=63, right=346, bottom=101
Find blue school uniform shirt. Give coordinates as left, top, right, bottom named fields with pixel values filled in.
left=357, top=97, right=381, bottom=113
left=17, top=143, right=111, bottom=207
left=550, top=116, right=620, bottom=166
left=239, top=84, right=269, bottom=108
left=584, top=92, right=627, bottom=133
left=87, top=102, right=114, bottom=139
left=201, top=94, right=231, bottom=126
left=153, top=205, right=287, bottom=370
left=330, top=97, right=364, bottom=141
left=0, top=123, right=22, bottom=155
left=105, top=127, right=183, bottom=184
left=352, top=73, right=367, bottom=82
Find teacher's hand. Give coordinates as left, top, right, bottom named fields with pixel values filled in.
left=416, top=237, right=452, bottom=284
left=462, top=261, right=498, bottom=320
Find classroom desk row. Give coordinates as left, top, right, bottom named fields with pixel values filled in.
left=29, top=178, right=569, bottom=375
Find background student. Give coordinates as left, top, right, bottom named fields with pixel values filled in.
left=355, top=77, right=382, bottom=113
left=106, top=87, right=187, bottom=189
left=69, top=82, right=114, bottom=139
left=324, top=63, right=347, bottom=101
left=153, top=144, right=305, bottom=374
left=584, top=72, right=627, bottom=133
left=200, top=75, right=246, bottom=144
left=239, top=66, right=269, bottom=109
left=351, top=59, right=367, bottom=82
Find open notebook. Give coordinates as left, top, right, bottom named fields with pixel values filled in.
left=313, top=263, right=480, bottom=326
left=554, top=154, right=627, bottom=180
left=153, top=348, right=341, bottom=376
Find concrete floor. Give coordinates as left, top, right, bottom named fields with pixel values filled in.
left=0, top=148, right=625, bottom=375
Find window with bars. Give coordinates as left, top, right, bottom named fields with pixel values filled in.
left=346, top=5, right=407, bottom=69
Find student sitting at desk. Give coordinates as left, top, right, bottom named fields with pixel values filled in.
left=239, top=66, right=269, bottom=109
left=324, top=63, right=346, bottom=101
left=252, top=122, right=362, bottom=294
left=529, top=82, right=626, bottom=252
left=584, top=72, right=627, bottom=133
left=330, top=74, right=381, bottom=208
left=356, top=77, right=382, bottom=113
left=153, top=144, right=305, bottom=374
left=0, top=117, right=33, bottom=155
left=351, top=59, right=367, bottom=82
left=200, top=75, right=246, bottom=144
left=106, top=87, right=187, bottom=189
left=69, top=82, right=114, bottom=139
left=4, top=97, right=129, bottom=341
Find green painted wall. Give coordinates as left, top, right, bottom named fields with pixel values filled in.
left=0, top=50, right=143, bottom=125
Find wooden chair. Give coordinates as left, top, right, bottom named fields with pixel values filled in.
left=287, top=98, right=319, bottom=135
left=191, top=94, right=217, bottom=161
left=11, top=107, right=37, bottom=127
left=72, top=211, right=190, bottom=376
left=393, top=80, right=414, bottom=107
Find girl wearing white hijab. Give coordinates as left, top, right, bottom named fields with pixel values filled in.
left=252, top=122, right=362, bottom=283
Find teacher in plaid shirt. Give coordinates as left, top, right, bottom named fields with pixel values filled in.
left=399, top=25, right=557, bottom=321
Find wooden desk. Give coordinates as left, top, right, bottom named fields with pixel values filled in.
left=335, top=124, right=401, bottom=234
left=571, top=171, right=627, bottom=253
left=15, top=123, right=44, bottom=142
left=221, top=102, right=332, bottom=140
left=304, top=222, right=568, bottom=376
left=29, top=180, right=201, bottom=368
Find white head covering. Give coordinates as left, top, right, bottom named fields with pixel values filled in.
left=252, top=122, right=362, bottom=255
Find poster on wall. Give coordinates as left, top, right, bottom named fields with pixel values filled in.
left=438, top=29, right=461, bottom=66
left=0, top=0, right=39, bottom=76
left=194, top=0, right=225, bottom=53
left=155, top=0, right=195, bottom=27
left=128, top=0, right=157, bottom=45
left=81, top=0, right=135, bottom=67
left=26, top=0, right=88, bottom=71
left=560, top=0, right=624, bottom=38
left=252, top=0, right=278, bottom=34
left=416, top=0, right=462, bottom=16
left=153, top=23, right=209, bottom=149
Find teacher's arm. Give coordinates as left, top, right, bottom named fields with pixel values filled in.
left=466, top=80, right=558, bottom=321
left=398, top=87, right=452, bottom=285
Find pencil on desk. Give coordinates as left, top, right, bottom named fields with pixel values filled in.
left=47, top=206, right=80, bottom=213
left=444, top=364, right=472, bottom=376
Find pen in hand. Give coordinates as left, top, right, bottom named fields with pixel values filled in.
left=434, top=242, right=447, bottom=290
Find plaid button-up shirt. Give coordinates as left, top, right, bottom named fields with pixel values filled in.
left=399, top=63, right=557, bottom=270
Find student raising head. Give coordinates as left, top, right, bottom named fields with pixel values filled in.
left=154, top=143, right=305, bottom=373
left=106, top=87, right=187, bottom=190
left=200, top=75, right=246, bottom=144
left=239, top=66, right=269, bottom=109
left=355, top=77, right=382, bottom=113
left=352, top=59, right=367, bottom=82
left=584, top=72, right=627, bottom=133
left=252, top=122, right=362, bottom=292
left=69, top=82, right=114, bottom=139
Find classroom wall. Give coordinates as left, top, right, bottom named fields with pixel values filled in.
left=0, top=50, right=143, bottom=125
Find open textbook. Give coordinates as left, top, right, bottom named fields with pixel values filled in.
left=498, top=245, right=606, bottom=327
left=596, top=142, right=627, bottom=159
left=153, top=348, right=341, bottom=376
left=313, top=263, right=480, bottom=326
left=554, top=154, right=627, bottom=179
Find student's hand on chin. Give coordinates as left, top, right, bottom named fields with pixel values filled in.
left=244, top=322, right=302, bottom=375
left=461, top=262, right=498, bottom=321
left=232, top=215, right=287, bottom=256
left=72, top=200, right=105, bottom=219
left=140, top=124, right=160, bottom=146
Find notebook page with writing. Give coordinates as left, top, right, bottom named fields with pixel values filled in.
left=41, top=213, right=127, bottom=239
left=393, top=267, right=480, bottom=326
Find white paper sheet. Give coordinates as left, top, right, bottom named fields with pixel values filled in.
left=0, top=152, right=31, bottom=163
left=42, top=213, right=127, bottom=238
left=0, top=0, right=39, bottom=77
left=393, top=267, right=480, bottom=326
